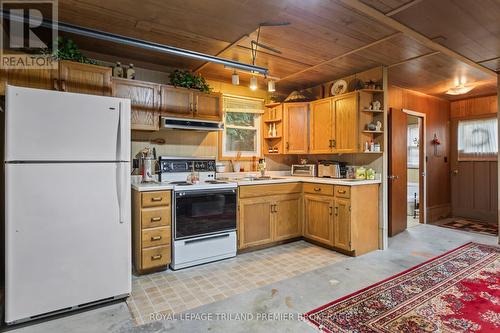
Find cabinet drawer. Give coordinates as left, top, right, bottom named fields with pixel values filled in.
left=303, top=183, right=334, bottom=196
left=142, top=246, right=171, bottom=270
left=239, top=183, right=302, bottom=198
left=142, top=226, right=170, bottom=248
left=335, top=185, right=350, bottom=198
left=141, top=207, right=171, bottom=228
left=142, top=191, right=170, bottom=208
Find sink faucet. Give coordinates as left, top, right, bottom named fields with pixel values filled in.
left=258, top=158, right=266, bottom=178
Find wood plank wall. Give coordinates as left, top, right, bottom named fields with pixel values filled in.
left=388, top=85, right=451, bottom=222
left=450, top=95, right=498, bottom=119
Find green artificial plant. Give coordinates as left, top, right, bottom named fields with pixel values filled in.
left=169, top=69, right=211, bottom=93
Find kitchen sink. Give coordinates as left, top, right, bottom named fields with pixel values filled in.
left=239, top=176, right=280, bottom=181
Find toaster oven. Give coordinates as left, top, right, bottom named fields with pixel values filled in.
left=291, top=164, right=316, bottom=177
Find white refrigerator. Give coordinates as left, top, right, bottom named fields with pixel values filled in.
left=4, top=86, right=132, bottom=324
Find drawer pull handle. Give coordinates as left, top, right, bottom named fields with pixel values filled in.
left=151, top=197, right=163, bottom=202
left=151, top=236, right=162, bottom=241
left=337, top=190, right=346, bottom=194
left=151, top=217, right=162, bottom=222
left=151, top=254, right=162, bottom=261
left=314, top=187, right=321, bottom=192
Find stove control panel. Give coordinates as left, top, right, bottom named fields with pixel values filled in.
left=159, top=158, right=216, bottom=173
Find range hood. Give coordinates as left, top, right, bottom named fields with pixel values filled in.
left=161, top=117, right=224, bottom=131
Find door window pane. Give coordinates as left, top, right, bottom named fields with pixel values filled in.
left=458, top=118, right=498, bottom=161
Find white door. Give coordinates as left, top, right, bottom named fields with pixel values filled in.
left=5, top=85, right=130, bottom=162
left=5, top=162, right=131, bottom=324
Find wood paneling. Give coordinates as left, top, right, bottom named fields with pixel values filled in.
left=388, top=85, right=451, bottom=223
left=450, top=95, right=498, bottom=119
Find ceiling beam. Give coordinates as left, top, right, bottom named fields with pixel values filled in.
left=193, top=33, right=250, bottom=73
left=278, top=32, right=401, bottom=82
left=338, top=0, right=496, bottom=77
left=385, top=0, right=423, bottom=16
left=478, top=56, right=500, bottom=64
left=387, top=51, right=440, bottom=68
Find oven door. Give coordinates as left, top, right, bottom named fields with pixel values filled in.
left=174, top=188, right=237, bottom=240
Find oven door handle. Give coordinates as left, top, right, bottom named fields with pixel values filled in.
left=184, top=233, right=230, bottom=245
left=175, top=188, right=236, bottom=198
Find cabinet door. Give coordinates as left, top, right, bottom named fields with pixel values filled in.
left=309, top=98, right=333, bottom=154
left=303, top=194, right=333, bottom=246
left=334, top=198, right=352, bottom=251
left=59, top=61, right=112, bottom=96
left=1, top=68, right=56, bottom=95
left=284, top=103, right=309, bottom=154
left=334, top=94, right=358, bottom=152
left=274, top=194, right=302, bottom=241
left=112, top=78, right=160, bottom=131
left=194, top=92, right=222, bottom=121
left=160, top=85, right=193, bottom=118
left=238, top=197, right=273, bottom=249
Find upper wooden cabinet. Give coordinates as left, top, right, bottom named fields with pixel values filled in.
left=283, top=102, right=309, bottom=154
left=0, top=68, right=56, bottom=95
left=112, top=78, right=160, bottom=131
left=334, top=94, right=358, bottom=153
left=58, top=61, right=112, bottom=96
left=160, top=85, right=222, bottom=121
left=194, top=91, right=222, bottom=121
left=309, top=92, right=359, bottom=154
left=160, top=85, right=193, bottom=118
left=310, top=98, right=334, bottom=154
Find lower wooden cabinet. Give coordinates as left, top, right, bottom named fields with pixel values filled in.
left=237, top=182, right=379, bottom=256
left=333, top=198, right=351, bottom=251
left=303, top=194, right=334, bottom=246
left=238, top=184, right=303, bottom=250
left=132, top=189, right=172, bottom=274
left=274, top=194, right=302, bottom=241
left=239, top=196, right=274, bottom=248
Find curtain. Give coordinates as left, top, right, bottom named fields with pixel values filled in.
left=458, top=118, right=498, bottom=161
left=407, top=123, right=419, bottom=168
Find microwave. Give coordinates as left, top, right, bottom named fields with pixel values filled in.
left=291, top=164, right=316, bottom=177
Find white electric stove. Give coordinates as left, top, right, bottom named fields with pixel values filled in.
left=158, top=156, right=237, bottom=270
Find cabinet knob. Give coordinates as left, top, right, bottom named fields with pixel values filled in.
left=151, top=254, right=162, bottom=261
left=151, top=235, right=162, bottom=241
left=314, top=187, right=321, bottom=192
left=151, top=217, right=162, bottom=222
left=151, top=197, right=163, bottom=202
left=337, top=190, right=346, bottom=194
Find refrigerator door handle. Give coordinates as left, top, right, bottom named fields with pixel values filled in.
left=117, top=163, right=127, bottom=224
left=117, top=102, right=127, bottom=161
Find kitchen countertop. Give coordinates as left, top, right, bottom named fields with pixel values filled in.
left=131, top=182, right=174, bottom=192
left=224, top=176, right=381, bottom=186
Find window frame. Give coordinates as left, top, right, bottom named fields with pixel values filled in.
left=218, top=95, right=264, bottom=161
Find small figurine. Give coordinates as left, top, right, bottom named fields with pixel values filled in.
left=113, top=62, right=124, bottom=78
left=375, top=121, right=382, bottom=131
left=126, top=64, right=135, bottom=80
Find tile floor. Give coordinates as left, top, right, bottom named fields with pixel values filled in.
left=127, top=241, right=346, bottom=324
left=9, top=224, right=498, bottom=333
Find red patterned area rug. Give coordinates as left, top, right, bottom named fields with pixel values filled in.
left=304, top=242, right=500, bottom=333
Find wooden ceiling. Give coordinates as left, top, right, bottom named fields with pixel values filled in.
left=55, top=0, right=499, bottom=99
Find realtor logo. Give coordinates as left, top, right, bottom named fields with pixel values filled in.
left=1, top=0, right=58, bottom=69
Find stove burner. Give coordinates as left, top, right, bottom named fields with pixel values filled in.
left=169, top=181, right=193, bottom=186
left=205, top=180, right=228, bottom=184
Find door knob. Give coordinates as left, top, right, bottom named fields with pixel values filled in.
left=452, top=169, right=459, bottom=175
left=388, top=175, right=399, bottom=180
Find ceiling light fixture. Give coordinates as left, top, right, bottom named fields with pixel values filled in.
left=231, top=70, right=240, bottom=85
left=446, top=84, right=474, bottom=95
left=268, top=80, right=276, bottom=92
left=250, top=76, right=258, bottom=91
